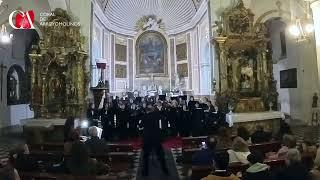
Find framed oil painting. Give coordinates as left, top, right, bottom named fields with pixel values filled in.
left=176, top=43, right=187, bottom=61
left=136, top=31, right=167, bottom=77
left=280, top=68, right=297, bottom=88
left=115, top=64, right=127, bottom=78
left=177, top=63, right=188, bottom=78
left=115, top=44, right=127, bottom=62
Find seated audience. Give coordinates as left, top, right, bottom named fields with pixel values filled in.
left=275, top=149, right=311, bottom=180
left=192, top=136, right=217, bottom=166
left=299, top=131, right=317, bottom=155
left=276, top=134, right=297, bottom=158
left=64, top=130, right=80, bottom=154
left=310, top=148, right=320, bottom=180
left=227, top=137, right=251, bottom=164
left=215, top=127, right=233, bottom=150
left=201, top=151, right=240, bottom=180
left=85, top=126, right=108, bottom=154
left=251, top=126, right=271, bottom=144
left=242, top=151, right=271, bottom=180
left=67, top=141, right=108, bottom=176
left=237, top=126, right=251, bottom=143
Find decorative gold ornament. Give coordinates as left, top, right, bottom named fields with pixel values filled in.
left=29, top=8, right=88, bottom=119
left=212, top=0, right=278, bottom=113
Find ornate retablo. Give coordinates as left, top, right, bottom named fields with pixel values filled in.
left=213, top=0, right=278, bottom=113
left=29, top=8, right=89, bottom=119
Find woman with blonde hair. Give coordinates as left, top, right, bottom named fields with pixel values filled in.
left=227, top=137, right=251, bottom=164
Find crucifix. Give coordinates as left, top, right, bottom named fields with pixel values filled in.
left=0, top=63, right=7, bottom=101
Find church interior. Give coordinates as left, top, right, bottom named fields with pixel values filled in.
left=0, top=0, right=320, bottom=179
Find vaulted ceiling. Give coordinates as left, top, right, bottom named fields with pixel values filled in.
left=97, top=0, right=204, bottom=32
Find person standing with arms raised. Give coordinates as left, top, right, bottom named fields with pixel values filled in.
left=142, top=104, right=169, bottom=177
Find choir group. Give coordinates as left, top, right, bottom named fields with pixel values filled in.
left=86, top=96, right=227, bottom=140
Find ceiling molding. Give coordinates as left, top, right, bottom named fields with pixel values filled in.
left=93, top=0, right=208, bottom=36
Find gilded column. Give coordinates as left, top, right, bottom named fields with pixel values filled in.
left=214, top=37, right=228, bottom=93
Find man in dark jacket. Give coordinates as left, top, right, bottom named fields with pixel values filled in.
left=243, top=151, right=271, bottom=180
left=142, top=104, right=169, bottom=176
left=251, top=126, right=271, bottom=144
left=275, top=149, right=311, bottom=180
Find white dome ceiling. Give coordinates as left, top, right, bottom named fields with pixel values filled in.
left=97, top=0, right=204, bottom=32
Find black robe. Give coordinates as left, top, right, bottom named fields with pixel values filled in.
left=191, top=108, right=205, bottom=136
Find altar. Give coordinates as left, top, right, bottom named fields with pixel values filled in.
left=226, top=111, right=285, bottom=133
left=22, top=118, right=67, bottom=144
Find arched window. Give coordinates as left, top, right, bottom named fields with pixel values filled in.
left=7, top=65, right=27, bottom=105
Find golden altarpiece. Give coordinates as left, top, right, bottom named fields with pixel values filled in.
left=213, top=0, right=278, bottom=113
left=29, top=9, right=88, bottom=119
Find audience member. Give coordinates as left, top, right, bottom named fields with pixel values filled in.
left=251, top=126, right=271, bottom=144
left=299, top=131, right=317, bottom=155
left=242, top=151, right=271, bottom=180
left=85, top=126, right=108, bottom=154
left=215, top=127, right=233, bottom=150
left=275, top=149, right=311, bottom=180
left=67, top=141, right=108, bottom=176
left=276, top=134, right=297, bottom=158
left=201, top=151, right=240, bottom=180
left=237, top=127, right=251, bottom=143
left=227, top=137, right=251, bottom=164
left=310, top=148, right=320, bottom=180
left=192, top=136, right=217, bottom=166
left=64, top=130, right=80, bottom=154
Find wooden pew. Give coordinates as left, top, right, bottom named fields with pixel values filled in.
left=19, top=172, right=118, bottom=180
left=29, top=143, right=134, bottom=153
left=182, top=141, right=282, bottom=164
left=107, top=143, right=134, bottom=152
left=182, top=136, right=208, bottom=149
left=29, top=143, right=65, bottom=152
left=248, top=141, right=281, bottom=154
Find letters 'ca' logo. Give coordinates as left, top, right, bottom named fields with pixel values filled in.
left=9, top=10, right=35, bottom=29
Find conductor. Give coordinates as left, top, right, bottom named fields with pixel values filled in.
left=142, top=104, right=169, bottom=177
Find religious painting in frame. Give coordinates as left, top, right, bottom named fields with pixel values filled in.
left=115, top=64, right=127, bottom=78
left=176, top=43, right=187, bottom=61
left=280, top=68, right=297, bottom=88
left=115, top=44, right=127, bottom=62
left=136, top=31, right=167, bottom=77
left=177, top=63, right=188, bottom=78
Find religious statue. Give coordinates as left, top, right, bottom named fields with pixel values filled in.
left=143, top=17, right=160, bottom=31
left=312, top=92, right=319, bottom=125
left=240, top=59, right=254, bottom=90
left=312, top=92, right=318, bottom=108
left=8, top=76, right=18, bottom=101
left=174, top=73, right=180, bottom=89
